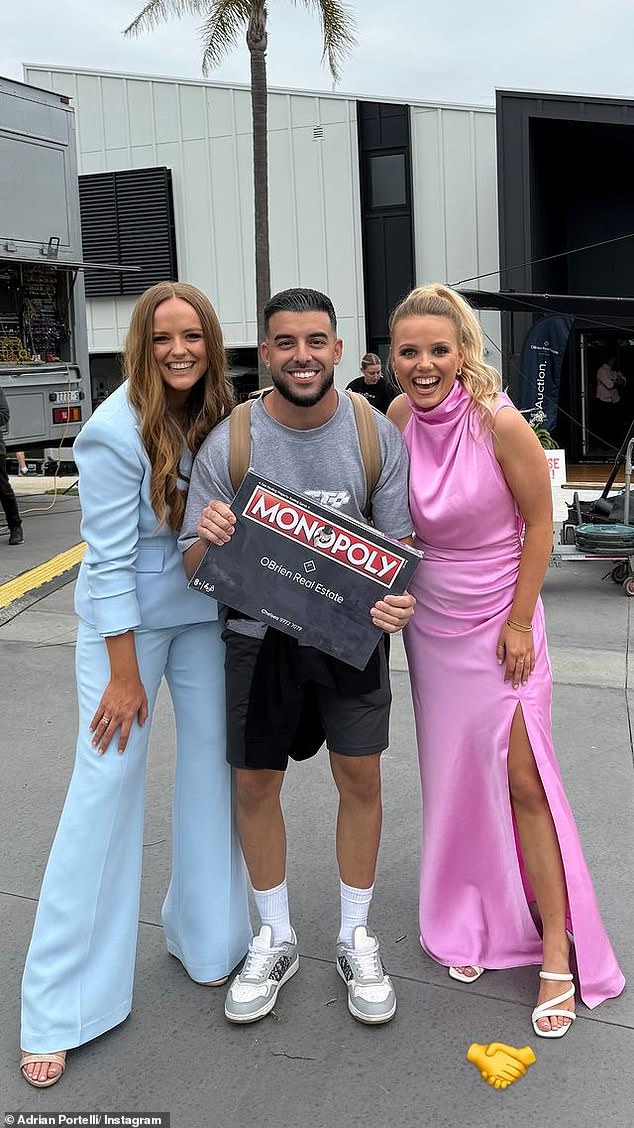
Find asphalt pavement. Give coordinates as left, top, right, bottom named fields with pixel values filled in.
left=1, top=476, right=632, bottom=1128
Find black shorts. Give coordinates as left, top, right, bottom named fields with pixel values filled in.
left=224, top=628, right=391, bottom=771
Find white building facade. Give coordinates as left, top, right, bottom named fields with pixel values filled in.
left=24, top=65, right=501, bottom=390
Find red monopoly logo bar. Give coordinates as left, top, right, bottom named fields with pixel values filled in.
left=243, top=485, right=405, bottom=587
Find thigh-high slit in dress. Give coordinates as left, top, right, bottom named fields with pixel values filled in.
left=402, top=381, right=624, bottom=1009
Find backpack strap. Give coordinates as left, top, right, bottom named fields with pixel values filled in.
left=228, top=399, right=254, bottom=494
left=346, top=390, right=382, bottom=519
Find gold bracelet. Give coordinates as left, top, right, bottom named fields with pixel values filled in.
left=506, top=618, right=533, bottom=632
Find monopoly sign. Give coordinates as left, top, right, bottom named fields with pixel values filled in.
left=190, top=471, right=422, bottom=669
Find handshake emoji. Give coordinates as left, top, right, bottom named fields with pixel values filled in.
left=467, top=1041, right=536, bottom=1090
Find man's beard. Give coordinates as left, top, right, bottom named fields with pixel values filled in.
left=271, top=367, right=335, bottom=408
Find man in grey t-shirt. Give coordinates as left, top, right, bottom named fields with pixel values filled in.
left=180, top=288, right=414, bottom=1028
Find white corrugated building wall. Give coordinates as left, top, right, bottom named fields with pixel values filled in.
left=24, top=65, right=500, bottom=382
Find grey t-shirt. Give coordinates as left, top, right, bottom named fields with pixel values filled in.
left=179, top=392, right=412, bottom=634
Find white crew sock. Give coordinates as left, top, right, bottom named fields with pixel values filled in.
left=338, top=880, right=374, bottom=945
left=252, top=879, right=293, bottom=945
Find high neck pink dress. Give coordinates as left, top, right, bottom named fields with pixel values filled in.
left=402, top=380, right=624, bottom=1008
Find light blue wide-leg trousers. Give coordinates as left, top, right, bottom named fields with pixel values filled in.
left=21, top=618, right=251, bottom=1053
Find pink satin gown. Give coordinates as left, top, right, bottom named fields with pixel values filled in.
left=403, top=380, right=624, bottom=1008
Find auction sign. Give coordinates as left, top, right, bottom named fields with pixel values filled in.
left=190, top=471, right=422, bottom=669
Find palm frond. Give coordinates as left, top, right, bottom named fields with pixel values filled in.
left=124, top=0, right=210, bottom=37
left=291, top=0, right=357, bottom=82
left=198, top=0, right=254, bottom=73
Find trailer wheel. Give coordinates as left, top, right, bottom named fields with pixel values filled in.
left=612, top=562, right=629, bottom=584
left=623, top=577, right=634, bottom=597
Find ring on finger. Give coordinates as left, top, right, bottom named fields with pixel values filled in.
left=102, top=715, right=112, bottom=726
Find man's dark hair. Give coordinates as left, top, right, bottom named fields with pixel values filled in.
left=263, top=288, right=337, bottom=334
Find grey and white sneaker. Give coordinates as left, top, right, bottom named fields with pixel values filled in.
left=224, top=924, right=299, bottom=1023
left=336, top=925, right=396, bottom=1024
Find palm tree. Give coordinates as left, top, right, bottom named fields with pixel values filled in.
left=124, top=1, right=356, bottom=385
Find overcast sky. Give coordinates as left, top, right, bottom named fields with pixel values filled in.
left=2, top=0, right=634, bottom=107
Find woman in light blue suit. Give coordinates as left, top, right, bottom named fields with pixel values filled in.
left=20, top=282, right=251, bottom=1087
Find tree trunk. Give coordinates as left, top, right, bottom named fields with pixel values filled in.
left=247, top=9, right=271, bottom=389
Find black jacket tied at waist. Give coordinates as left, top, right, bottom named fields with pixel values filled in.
left=240, top=625, right=385, bottom=769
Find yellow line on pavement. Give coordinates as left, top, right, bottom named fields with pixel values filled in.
left=0, top=542, right=85, bottom=609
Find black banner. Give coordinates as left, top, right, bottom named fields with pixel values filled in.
left=517, top=315, right=573, bottom=433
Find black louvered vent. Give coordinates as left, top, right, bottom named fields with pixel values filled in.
left=79, top=167, right=178, bottom=297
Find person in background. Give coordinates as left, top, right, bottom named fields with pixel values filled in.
left=595, top=355, right=627, bottom=450
left=387, top=282, right=624, bottom=1040
left=595, top=355, right=625, bottom=404
left=346, top=353, right=397, bottom=414
left=16, top=451, right=30, bottom=475
left=0, top=388, right=24, bottom=545
left=20, top=282, right=251, bottom=1088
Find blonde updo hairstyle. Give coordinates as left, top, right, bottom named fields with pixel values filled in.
left=125, top=281, right=234, bottom=531
left=389, top=283, right=502, bottom=430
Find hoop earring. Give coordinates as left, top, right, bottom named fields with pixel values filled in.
left=456, top=367, right=463, bottom=378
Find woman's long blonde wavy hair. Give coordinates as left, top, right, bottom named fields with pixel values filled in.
left=125, top=281, right=234, bottom=531
left=389, top=283, right=502, bottom=430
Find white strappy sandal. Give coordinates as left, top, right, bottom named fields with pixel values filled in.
left=531, top=970, right=576, bottom=1038
left=448, top=965, right=485, bottom=983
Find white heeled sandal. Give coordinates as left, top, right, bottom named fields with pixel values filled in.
left=531, top=970, right=576, bottom=1038
left=448, top=965, right=485, bottom=983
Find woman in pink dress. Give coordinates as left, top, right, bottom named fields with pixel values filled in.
left=387, top=283, right=624, bottom=1037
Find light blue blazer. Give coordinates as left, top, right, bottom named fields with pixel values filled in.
left=73, top=382, right=217, bottom=636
